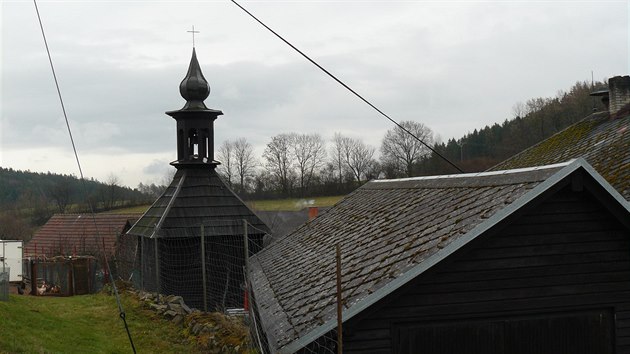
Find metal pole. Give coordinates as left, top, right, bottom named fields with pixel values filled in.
left=201, top=225, right=208, bottom=312
left=154, top=238, right=160, bottom=303
left=140, top=238, right=144, bottom=291
left=243, top=220, right=249, bottom=310
left=243, top=220, right=249, bottom=278
left=336, top=244, right=343, bottom=354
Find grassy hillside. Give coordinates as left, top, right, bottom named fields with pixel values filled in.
left=246, top=196, right=344, bottom=211
left=0, top=292, right=202, bottom=353
left=106, top=195, right=346, bottom=215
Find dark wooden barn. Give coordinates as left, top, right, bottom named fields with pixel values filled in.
left=125, top=48, right=269, bottom=311
left=248, top=159, right=630, bottom=353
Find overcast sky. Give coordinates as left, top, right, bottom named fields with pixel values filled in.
left=1, top=0, right=628, bottom=187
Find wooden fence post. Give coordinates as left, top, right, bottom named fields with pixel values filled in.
left=336, top=244, right=343, bottom=354
left=201, top=225, right=208, bottom=312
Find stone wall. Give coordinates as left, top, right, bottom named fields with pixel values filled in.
left=136, top=290, right=251, bottom=353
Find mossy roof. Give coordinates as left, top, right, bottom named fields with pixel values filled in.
left=250, top=162, right=614, bottom=353
left=491, top=112, right=630, bottom=201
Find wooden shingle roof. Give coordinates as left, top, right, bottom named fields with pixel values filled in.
left=249, top=160, right=630, bottom=353
left=24, top=213, right=140, bottom=258
left=127, top=167, right=269, bottom=238
left=491, top=112, right=630, bottom=200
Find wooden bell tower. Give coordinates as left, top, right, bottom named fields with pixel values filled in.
left=166, top=48, right=223, bottom=168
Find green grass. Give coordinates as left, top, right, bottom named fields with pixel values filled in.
left=246, top=196, right=344, bottom=211
left=101, top=205, right=152, bottom=214
left=0, top=292, right=202, bottom=354
left=103, top=195, right=346, bottom=214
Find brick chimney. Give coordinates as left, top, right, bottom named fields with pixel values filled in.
left=308, top=207, right=319, bottom=221
left=609, top=75, right=630, bottom=115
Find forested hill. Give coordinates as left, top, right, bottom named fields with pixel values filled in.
left=0, top=167, right=150, bottom=223
left=419, top=80, right=607, bottom=174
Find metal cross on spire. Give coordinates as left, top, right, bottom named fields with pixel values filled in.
left=187, top=25, right=200, bottom=47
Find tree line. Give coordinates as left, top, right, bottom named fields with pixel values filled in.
left=0, top=79, right=605, bottom=240
left=0, top=168, right=152, bottom=240
left=216, top=121, right=438, bottom=199
left=217, top=80, right=606, bottom=198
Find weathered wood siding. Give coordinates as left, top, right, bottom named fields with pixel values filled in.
left=344, top=187, right=630, bottom=353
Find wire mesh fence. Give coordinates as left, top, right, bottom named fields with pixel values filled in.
left=120, top=219, right=265, bottom=312
left=24, top=257, right=103, bottom=296
left=245, top=244, right=341, bottom=354
left=117, top=218, right=343, bottom=353
left=0, top=267, right=9, bottom=302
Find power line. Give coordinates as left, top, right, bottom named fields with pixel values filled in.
left=32, top=1, right=136, bottom=352
left=229, top=0, right=464, bottom=174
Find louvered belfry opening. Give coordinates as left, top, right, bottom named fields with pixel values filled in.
left=124, top=49, right=269, bottom=311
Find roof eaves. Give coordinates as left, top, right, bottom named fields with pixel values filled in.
left=151, top=170, right=187, bottom=238
left=279, top=158, right=615, bottom=354
left=578, top=159, right=630, bottom=216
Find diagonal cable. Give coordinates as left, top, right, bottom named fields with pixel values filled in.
left=33, top=1, right=136, bottom=352
left=230, top=0, right=464, bottom=173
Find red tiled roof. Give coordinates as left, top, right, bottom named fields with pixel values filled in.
left=25, top=214, right=141, bottom=258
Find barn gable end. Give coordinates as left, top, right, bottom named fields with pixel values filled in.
left=343, top=174, right=630, bottom=353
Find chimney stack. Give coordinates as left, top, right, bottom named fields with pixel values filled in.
left=308, top=207, right=319, bottom=221
left=609, top=75, right=630, bottom=116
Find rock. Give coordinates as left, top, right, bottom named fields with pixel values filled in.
left=172, top=314, right=184, bottom=326
left=166, top=295, right=183, bottom=304
left=150, top=303, right=167, bottom=313
left=181, top=302, right=192, bottom=314
left=168, top=303, right=183, bottom=313
left=163, top=310, right=178, bottom=318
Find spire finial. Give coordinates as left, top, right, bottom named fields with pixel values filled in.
left=179, top=48, right=210, bottom=110
left=187, top=25, right=199, bottom=48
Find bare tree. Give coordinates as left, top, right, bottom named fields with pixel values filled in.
left=49, top=180, right=72, bottom=213
left=365, top=159, right=382, bottom=181
left=380, top=121, right=434, bottom=177
left=341, top=137, right=375, bottom=184
left=217, top=140, right=235, bottom=187
left=331, top=133, right=351, bottom=186
left=233, top=138, right=258, bottom=193
left=105, top=173, right=121, bottom=209
left=137, top=168, right=176, bottom=200
left=512, top=101, right=527, bottom=119
left=291, top=133, right=326, bottom=195
left=263, top=134, right=295, bottom=195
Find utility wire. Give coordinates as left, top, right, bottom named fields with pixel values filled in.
left=230, top=0, right=464, bottom=173
left=33, top=1, right=136, bottom=352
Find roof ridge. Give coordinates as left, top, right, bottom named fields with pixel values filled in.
left=372, top=160, right=573, bottom=183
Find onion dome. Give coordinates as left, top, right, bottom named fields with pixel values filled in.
left=179, top=48, right=210, bottom=110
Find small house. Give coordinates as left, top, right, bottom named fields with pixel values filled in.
left=24, top=213, right=139, bottom=258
